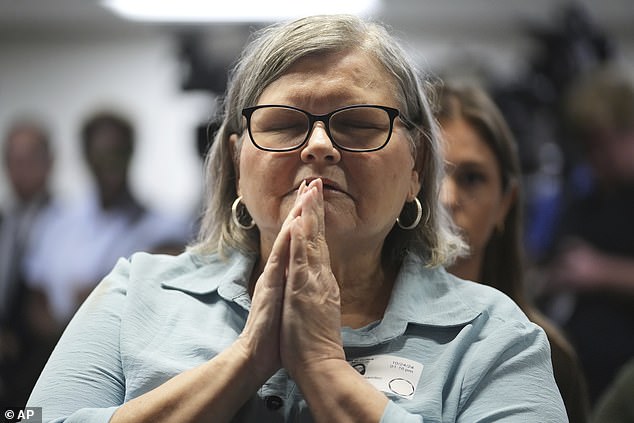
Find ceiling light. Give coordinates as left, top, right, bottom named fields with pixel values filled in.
left=101, top=0, right=379, bottom=23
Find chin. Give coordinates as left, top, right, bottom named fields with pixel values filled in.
left=323, top=203, right=357, bottom=227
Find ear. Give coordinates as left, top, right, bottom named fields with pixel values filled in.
left=408, top=168, right=421, bottom=201
left=229, top=133, right=241, bottom=196
left=496, top=180, right=518, bottom=229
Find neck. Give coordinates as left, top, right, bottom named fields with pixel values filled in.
left=331, top=249, right=397, bottom=329
left=100, top=187, right=134, bottom=210
left=16, top=190, right=48, bottom=208
left=446, top=254, right=482, bottom=283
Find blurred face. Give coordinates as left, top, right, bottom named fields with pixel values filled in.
left=232, top=49, right=420, bottom=254
left=5, top=128, right=51, bottom=202
left=440, top=117, right=513, bottom=261
left=85, top=125, right=131, bottom=203
left=584, top=128, right=634, bottom=186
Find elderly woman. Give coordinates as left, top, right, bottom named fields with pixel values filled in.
left=27, top=15, right=567, bottom=422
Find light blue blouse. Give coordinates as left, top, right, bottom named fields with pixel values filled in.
left=27, top=250, right=567, bottom=422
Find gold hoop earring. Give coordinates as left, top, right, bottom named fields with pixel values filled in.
left=397, top=197, right=428, bottom=230
left=231, top=196, right=255, bottom=230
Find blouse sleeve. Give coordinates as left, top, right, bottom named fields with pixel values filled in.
left=456, top=319, right=568, bottom=422
left=26, top=258, right=130, bottom=422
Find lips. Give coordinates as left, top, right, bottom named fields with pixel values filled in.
left=297, top=177, right=347, bottom=195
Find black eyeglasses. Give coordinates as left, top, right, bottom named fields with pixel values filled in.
left=241, top=104, right=405, bottom=152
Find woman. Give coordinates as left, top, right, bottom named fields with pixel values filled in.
left=435, top=81, right=589, bottom=422
left=27, top=16, right=566, bottom=422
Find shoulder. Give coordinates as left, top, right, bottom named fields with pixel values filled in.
left=82, top=250, right=231, bottom=317
left=451, top=272, right=531, bottom=324
left=123, top=249, right=222, bottom=281
left=405, top=257, right=532, bottom=329
left=396, top=257, right=545, bottom=352
left=30, top=196, right=92, bottom=237
left=119, top=249, right=253, bottom=292
left=394, top=259, right=566, bottom=420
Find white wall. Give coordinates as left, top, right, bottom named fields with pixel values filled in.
left=0, top=32, right=212, bottom=218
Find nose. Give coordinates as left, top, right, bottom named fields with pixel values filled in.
left=440, top=177, right=459, bottom=210
left=300, top=122, right=341, bottom=163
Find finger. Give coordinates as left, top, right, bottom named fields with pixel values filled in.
left=258, top=178, right=311, bottom=288
left=298, top=179, right=308, bottom=195
left=308, top=179, right=325, bottom=238
left=285, top=180, right=308, bottom=223
left=286, top=214, right=334, bottom=301
left=306, top=177, right=321, bottom=190
left=286, top=217, right=310, bottom=293
left=258, top=181, right=308, bottom=291
left=258, top=219, right=292, bottom=290
left=300, top=181, right=325, bottom=245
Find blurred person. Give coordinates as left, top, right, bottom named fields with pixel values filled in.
left=27, top=15, right=567, bottom=422
left=436, top=81, right=590, bottom=422
left=539, top=65, right=634, bottom=404
left=0, top=119, right=60, bottom=406
left=24, top=111, right=190, bottom=334
left=592, top=358, right=634, bottom=423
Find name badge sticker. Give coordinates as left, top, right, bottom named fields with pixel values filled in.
left=349, top=354, right=424, bottom=399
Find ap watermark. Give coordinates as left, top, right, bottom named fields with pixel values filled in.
left=2, top=407, right=41, bottom=423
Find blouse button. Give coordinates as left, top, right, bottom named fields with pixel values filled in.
left=264, top=395, right=284, bottom=410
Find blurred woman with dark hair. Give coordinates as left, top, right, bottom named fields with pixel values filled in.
left=436, top=81, right=590, bottom=422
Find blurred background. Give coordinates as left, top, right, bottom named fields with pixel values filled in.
left=1, top=0, right=633, bottom=218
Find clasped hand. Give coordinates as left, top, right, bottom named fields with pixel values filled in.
left=237, top=178, right=345, bottom=384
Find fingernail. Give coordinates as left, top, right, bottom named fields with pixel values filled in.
left=309, top=186, right=319, bottom=199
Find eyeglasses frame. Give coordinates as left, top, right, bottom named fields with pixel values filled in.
left=241, top=104, right=406, bottom=153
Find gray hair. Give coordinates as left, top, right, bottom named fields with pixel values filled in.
left=189, top=14, right=465, bottom=267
